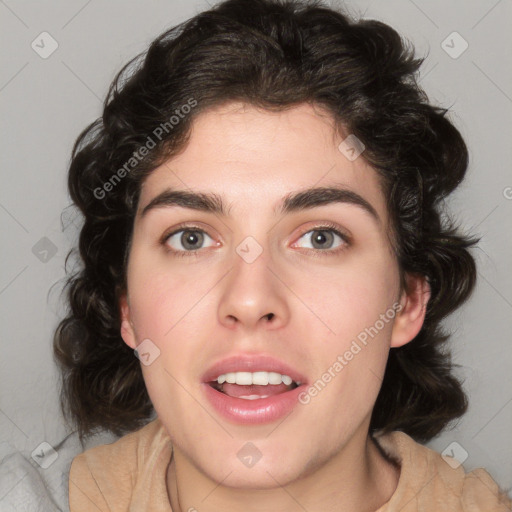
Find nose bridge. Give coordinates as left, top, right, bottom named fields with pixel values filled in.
left=217, top=233, right=289, bottom=329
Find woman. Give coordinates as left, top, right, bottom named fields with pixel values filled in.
left=54, top=0, right=511, bottom=510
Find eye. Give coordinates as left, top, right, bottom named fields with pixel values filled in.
left=161, top=223, right=350, bottom=258
left=293, top=225, right=350, bottom=255
left=162, top=225, right=216, bottom=256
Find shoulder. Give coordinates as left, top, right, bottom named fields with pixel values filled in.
left=374, top=431, right=512, bottom=512
left=460, top=468, right=512, bottom=511
left=69, top=418, right=173, bottom=512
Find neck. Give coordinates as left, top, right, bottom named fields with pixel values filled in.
left=166, top=428, right=399, bottom=512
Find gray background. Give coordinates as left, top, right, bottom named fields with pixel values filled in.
left=1, top=0, right=511, bottom=508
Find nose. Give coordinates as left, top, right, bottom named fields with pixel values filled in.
left=217, top=243, right=290, bottom=332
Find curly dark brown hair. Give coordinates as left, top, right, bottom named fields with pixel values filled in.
left=54, top=0, right=480, bottom=445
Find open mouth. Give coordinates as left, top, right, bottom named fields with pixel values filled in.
left=207, top=371, right=301, bottom=400
left=202, top=368, right=307, bottom=424
left=201, top=356, right=308, bottom=424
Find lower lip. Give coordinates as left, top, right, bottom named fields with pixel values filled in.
left=202, top=383, right=307, bottom=425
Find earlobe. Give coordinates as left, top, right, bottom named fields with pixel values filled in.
left=119, top=294, right=137, bottom=349
left=390, top=274, right=431, bottom=349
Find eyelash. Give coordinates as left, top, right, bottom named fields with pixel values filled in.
left=160, top=222, right=351, bottom=259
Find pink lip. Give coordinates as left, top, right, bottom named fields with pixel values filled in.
left=202, top=382, right=308, bottom=425
left=200, top=353, right=308, bottom=425
left=201, top=354, right=308, bottom=385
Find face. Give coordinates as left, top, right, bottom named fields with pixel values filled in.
left=120, top=102, right=429, bottom=488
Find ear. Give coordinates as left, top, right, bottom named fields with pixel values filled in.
left=119, top=293, right=137, bottom=349
left=390, top=273, right=431, bottom=348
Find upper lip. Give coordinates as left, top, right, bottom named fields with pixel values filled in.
left=201, top=354, right=308, bottom=384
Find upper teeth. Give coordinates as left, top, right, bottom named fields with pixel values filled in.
left=216, top=371, right=297, bottom=386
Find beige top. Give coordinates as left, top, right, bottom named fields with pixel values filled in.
left=69, top=418, right=511, bottom=511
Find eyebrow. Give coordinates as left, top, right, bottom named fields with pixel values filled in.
left=140, top=185, right=380, bottom=225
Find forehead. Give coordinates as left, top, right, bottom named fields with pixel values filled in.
left=138, top=102, right=388, bottom=226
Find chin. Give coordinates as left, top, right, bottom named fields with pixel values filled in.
left=201, top=457, right=305, bottom=490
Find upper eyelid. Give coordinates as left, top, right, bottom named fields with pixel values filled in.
left=161, top=222, right=211, bottom=242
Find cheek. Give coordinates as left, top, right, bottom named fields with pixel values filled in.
left=127, top=252, right=210, bottom=341
left=126, top=253, right=216, bottom=394
left=293, top=251, right=399, bottom=411
left=295, top=249, right=400, bottom=345
left=127, top=261, right=209, bottom=420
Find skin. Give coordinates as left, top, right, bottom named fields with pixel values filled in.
left=120, top=101, right=431, bottom=512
